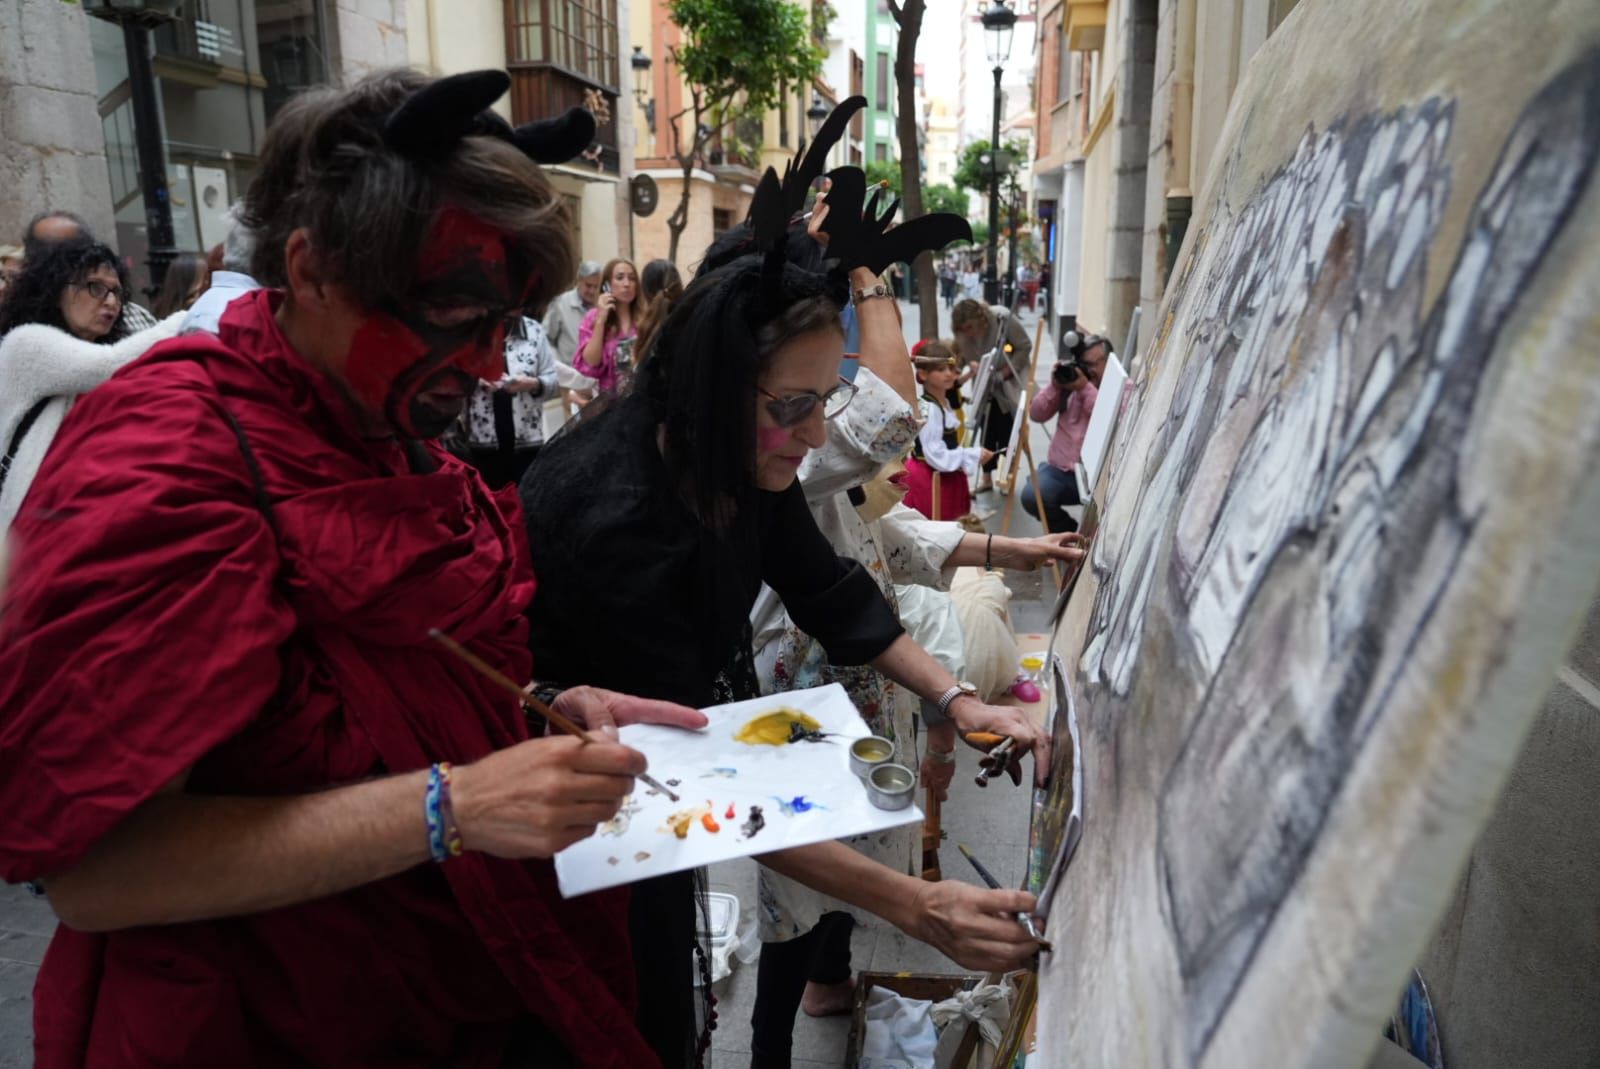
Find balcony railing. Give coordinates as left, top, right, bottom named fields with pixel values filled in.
left=507, top=66, right=619, bottom=174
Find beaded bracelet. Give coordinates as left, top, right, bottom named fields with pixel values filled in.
left=424, top=762, right=464, bottom=863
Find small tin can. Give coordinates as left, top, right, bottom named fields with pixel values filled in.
left=849, top=735, right=895, bottom=779
left=866, top=763, right=916, bottom=810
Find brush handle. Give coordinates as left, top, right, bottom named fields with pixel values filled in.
left=428, top=629, right=680, bottom=802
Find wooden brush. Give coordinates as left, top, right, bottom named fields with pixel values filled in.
left=428, top=629, right=681, bottom=803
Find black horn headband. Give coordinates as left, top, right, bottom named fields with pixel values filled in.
left=382, top=69, right=597, bottom=165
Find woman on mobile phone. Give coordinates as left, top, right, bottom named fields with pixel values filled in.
left=575, top=257, right=639, bottom=394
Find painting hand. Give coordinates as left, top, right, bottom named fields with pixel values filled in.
left=995, top=532, right=1087, bottom=570
left=950, top=698, right=1051, bottom=788
left=452, top=736, right=646, bottom=857
left=904, top=880, right=1041, bottom=971
left=552, top=686, right=708, bottom=741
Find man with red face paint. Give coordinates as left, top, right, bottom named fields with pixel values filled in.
left=0, top=70, right=700, bottom=1068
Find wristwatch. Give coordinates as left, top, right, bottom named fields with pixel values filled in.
left=852, top=282, right=894, bottom=305
left=934, top=681, right=979, bottom=722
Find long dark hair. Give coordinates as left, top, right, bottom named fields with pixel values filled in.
left=632, top=252, right=844, bottom=525
left=152, top=251, right=210, bottom=317
left=0, top=237, right=130, bottom=343
left=634, top=258, right=683, bottom=364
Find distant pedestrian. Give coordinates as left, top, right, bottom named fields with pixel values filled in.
left=182, top=206, right=261, bottom=335
left=151, top=251, right=210, bottom=318
left=575, top=257, right=639, bottom=393
left=464, top=315, right=559, bottom=488
left=541, top=259, right=602, bottom=366
left=938, top=260, right=957, bottom=308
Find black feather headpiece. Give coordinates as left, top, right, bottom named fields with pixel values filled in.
left=381, top=69, right=597, bottom=165
left=739, top=95, right=972, bottom=307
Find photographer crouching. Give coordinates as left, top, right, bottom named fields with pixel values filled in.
left=1019, top=333, right=1109, bottom=533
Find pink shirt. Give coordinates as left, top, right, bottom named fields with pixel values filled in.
left=573, top=306, right=638, bottom=393
left=1031, top=379, right=1098, bottom=472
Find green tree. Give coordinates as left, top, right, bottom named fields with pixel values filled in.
left=953, top=138, right=1029, bottom=194
left=864, top=159, right=902, bottom=196
left=666, top=0, right=826, bottom=261
left=924, top=183, right=969, bottom=217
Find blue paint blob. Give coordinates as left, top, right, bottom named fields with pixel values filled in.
left=773, top=795, right=825, bottom=816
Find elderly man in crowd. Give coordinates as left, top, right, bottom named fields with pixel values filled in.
left=541, top=259, right=603, bottom=416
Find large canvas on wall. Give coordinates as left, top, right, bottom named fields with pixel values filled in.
left=1039, top=1, right=1600, bottom=1066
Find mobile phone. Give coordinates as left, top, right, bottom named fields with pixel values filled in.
left=601, top=280, right=612, bottom=295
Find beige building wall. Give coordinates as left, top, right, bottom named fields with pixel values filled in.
left=334, top=0, right=411, bottom=81
left=403, top=0, right=511, bottom=119
left=1076, top=117, right=1113, bottom=335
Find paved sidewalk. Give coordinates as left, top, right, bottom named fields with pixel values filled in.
left=0, top=885, right=52, bottom=1066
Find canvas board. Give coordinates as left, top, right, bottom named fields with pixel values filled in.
left=1074, top=351, right=1127, bottom=499
left=1037, top=2, right=1600, bottom=1067
left=999, top=385, right=1029, bottom=490
left=964, top=350, right=996, bottom=444
left=555, top=684, right=923, bottom=897
left=1024, top=653, right=1083, bottom=919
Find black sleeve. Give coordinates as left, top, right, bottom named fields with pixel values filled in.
left=759, top=482, right=903, bottom=666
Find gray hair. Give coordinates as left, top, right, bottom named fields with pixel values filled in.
left=576, top=260, right=602, bottom=280
left=220, top=204, right=256, bottom=274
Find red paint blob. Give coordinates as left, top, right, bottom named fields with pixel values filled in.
left=724, top=803, right=736, bottom=820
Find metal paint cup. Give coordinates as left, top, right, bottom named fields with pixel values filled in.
left=849, top=735, right=895, bottom=779
left=866, top=762, right=916, bottom=810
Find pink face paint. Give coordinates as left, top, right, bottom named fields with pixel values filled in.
left=756, top=426, right=791, bottom=453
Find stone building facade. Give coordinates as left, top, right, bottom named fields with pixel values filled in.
left=0, top=0, right=117, bottom=249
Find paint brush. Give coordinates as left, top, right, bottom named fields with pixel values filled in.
left=957, top=842, right=1052, bottom=952
left=963, top=731, right=1008, bottom=747
left=974, top=735, right=1018, bottom=788
left=428, top=629, right=681, bottom=803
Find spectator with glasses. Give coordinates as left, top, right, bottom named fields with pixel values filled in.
left=0, top=236, right=183, bottom=532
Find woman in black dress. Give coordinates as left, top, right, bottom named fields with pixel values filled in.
left=521, top=143, right=1047, bottom=1067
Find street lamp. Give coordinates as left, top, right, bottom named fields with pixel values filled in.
left=807, top=93, right=831, bottom=136
left=84, top=0, right=182, bottom=296
left=980, top=0, right=1016, bottom=305
left=630, top=46, right=655, bottom=131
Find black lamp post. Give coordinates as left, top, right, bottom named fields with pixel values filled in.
left=1005, top=172, right=1021, bottom=306
left=980, top=0, right=1016, bottom=305
left=84, top=0, right=181, bottom=297
left=630, top=46, right=655, bottom=131
left=807, top=93, right=831, bottom=137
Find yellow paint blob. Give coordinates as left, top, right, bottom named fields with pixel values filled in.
left=734, top=708, right=823, bottom=746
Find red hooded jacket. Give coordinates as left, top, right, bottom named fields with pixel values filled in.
left=0, top=289, right=652, bottom=1067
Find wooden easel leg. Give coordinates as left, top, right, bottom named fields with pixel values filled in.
left=1021, top=438, right=1061, bottom=589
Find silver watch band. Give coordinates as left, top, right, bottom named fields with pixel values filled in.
left=935, top=683, right=974, bottom=721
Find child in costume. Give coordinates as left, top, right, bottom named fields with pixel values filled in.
left=904, top=339, right=992, bottom=520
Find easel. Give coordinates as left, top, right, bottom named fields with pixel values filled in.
left=995, top=320, right=1061, bottom=589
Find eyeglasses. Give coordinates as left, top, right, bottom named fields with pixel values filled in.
left=757, top=376, right=857, bottom=428
left=78, top=280, right=124, bottom=304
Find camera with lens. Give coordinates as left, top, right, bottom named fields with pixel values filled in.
left=1052, top=360, right=1086, bottom=387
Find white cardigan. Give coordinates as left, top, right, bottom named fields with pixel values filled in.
left=0, top=313, right=184, bottom=534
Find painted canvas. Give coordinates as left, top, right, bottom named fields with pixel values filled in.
left=1038, top=1, right=1600, bottom=1067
